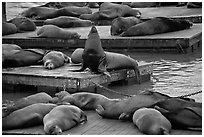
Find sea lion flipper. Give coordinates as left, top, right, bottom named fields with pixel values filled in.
left=98, top=61, right=110, bottom=77
left=95, top=105, right=105, bottom=115
left=119, top=112, right=130, bottom=120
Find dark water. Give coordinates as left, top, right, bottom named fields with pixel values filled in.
left=3, top=2, right=202, bottom=103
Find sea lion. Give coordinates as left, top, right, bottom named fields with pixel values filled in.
left=122, top=2, right=159, bottom=8
left=2, top=22, right=17, bottom=36
left=96, top=91, right=171, bottom=120
left=111, top=16, right=142, bottom=35
left=2, top=92, right=54, bottom=117
left=54, top=91, right=120, bottom=110
left=71, top=48, right=141, bottom=83
left=2, top=48, right=46, bottom=68
left=79, top=2, right=141, bottom=20
left=154, top=97, right=202, bottom=129
left=44, top=16, right=92, bottom=28
left=2, top=103, right=57, bottom=130
left=43, top=50, right=71, bottom=69
left=8, top=17, right=36, bottom=32
left=132, top=107, right=172, bottom=135
left=120, top=17, right=193, bottom=37
left=37, top=25, right=81, bottom=39
left=43, top=105, right=87, bottom=135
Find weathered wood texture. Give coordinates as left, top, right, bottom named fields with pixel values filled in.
left=2, top=24, right=202, bottom=53
left=2, top=62, right=152, bottom=91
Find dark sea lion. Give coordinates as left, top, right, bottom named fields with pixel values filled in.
left=154, top=98, right=202, bottom=129
left=43, top=105, right=87, bottom=135
left=132, top=107, right=172, bottom=135
left=8, top=17, right=36, bottom=32
left=2, top=92, right=54, bottom=117
left=187, top=2, right=202, bottom=8
left=44, top=16, right=92, bottom=28
left=120, top=17, right=193, bottom=37
left=74, top=25, right=109, bottom=76
left=96, top=91, right=171, bottom=120
left=2, top=103, right=57, bottom=130
left=71, top=48, right=141, bottom=83
left=111, top=16, right=142, bottom=35
left=80, top=2, right=141, bottom=20
left=43, top=50, right=71, bottom=69
left=37, top=25, right=81, bottom=39
left=2, top=49, right=46, bottom=68
left=2, top=22, right=17, bottom=36
left=87, top=2, right=100, bottom=8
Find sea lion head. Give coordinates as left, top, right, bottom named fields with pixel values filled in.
left=111, top=17, right=125, bottom=35
left=44, top=124, right=62, bottom=135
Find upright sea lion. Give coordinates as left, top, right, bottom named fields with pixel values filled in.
left=154, top=97, right=202, bottom=129
left=132, top=107, right=172, bottom=135
left=44, top=16, right=92, bottom=28
left=2, top=103, right=57, bottom=130
left=2, top=22, right=17, bottom=36
left=43, top=105, right=87, bottom=135
left=37, top=25, right=81, bottom=39
left=111, top=16, right=142, bottom=35
left=2, top=48, right=46, bottom=68
left=71, top=48, right=141, bottom=83
left=79, top=2, right=141, bottom=20
left=43, top=50, right=71, bottom=70
left=8, top=17, right=36, bottom=32
left=2, top=92, right=54, bottom=117
left=120, top=17, right=193, bottom=37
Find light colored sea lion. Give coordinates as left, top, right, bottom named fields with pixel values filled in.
left=44, top=16, right=92, bottom=28
left=8, top=17, right=36, bottom=32
left=43, top=50, right=71, bottom=69
left=2, top=48, right=46, bottom=68
left=2, top=103, right=57, bottom=130
left=132, top=107, right=172, bottom=135
left=2, top=22, right=17, bottom=36
left=43, top=105, right=87, bottom=135
left=111, top=16, right=142, bottom=35
left=154, top=97, right=202, bottom=129
left=71, top=47, right=140, bottom=83
left=2, top=92, right=54, bottom=117
left=79, top=2, right=141, bottom=20
left=120, top=17, right=193, bottom=37
left=37, top=25, right=81, bottom=39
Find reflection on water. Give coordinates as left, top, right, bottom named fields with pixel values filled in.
left=3, top=2, right=202, bottom=103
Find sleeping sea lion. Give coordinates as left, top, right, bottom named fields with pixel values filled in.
left=111, top=16, right=142, bottom=35
left=122, top=2, right=159, bottom=8
left=96, top=91, right=171, bottom=120
left=43, top=50, right=71, bottom=69
left=120, top=17, right=193, bottom=37
left=43, top=105, right=87, bottom=135
left=8, top=17, right=36, bottom=32
left=2, top=103, right=57, bottom=130
left=71, top=48, right=141, bottom=83
left=132, top=107, right=172, bottom=135
left=2, top=49, right=46, bottom=68
left=2, top=22, right=17, bottom=36
left=44, top=16, right=92, bottom=28
left=154, top=97, right=202, bottom=129
left=79, top=2, right=141, bottom=20
left=37, top=25, right=81, bottom=39
left=2, top=92, right=54, bottom=117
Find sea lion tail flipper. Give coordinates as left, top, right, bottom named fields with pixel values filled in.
left=154, top=106, right=169, bottom=114
left=119, top=113, right=131, bottom=120
left=80, top=111, right=87, bottom=124
left=95, top=105, right=105, bottom=115
left=162, top=128, right=170, bottom=135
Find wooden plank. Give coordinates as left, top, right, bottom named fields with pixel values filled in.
left=2, top=24, right=202, bottom=53
left=2, top=111, right=201, bottom=135
left=2, top=62, right=153, bottom=91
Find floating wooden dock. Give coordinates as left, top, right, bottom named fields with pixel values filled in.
left=2, top=110, right=201, bottom=135
left=2, top=24, right=202, bottom=53
left=2, top=62, right=152, bottom=91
